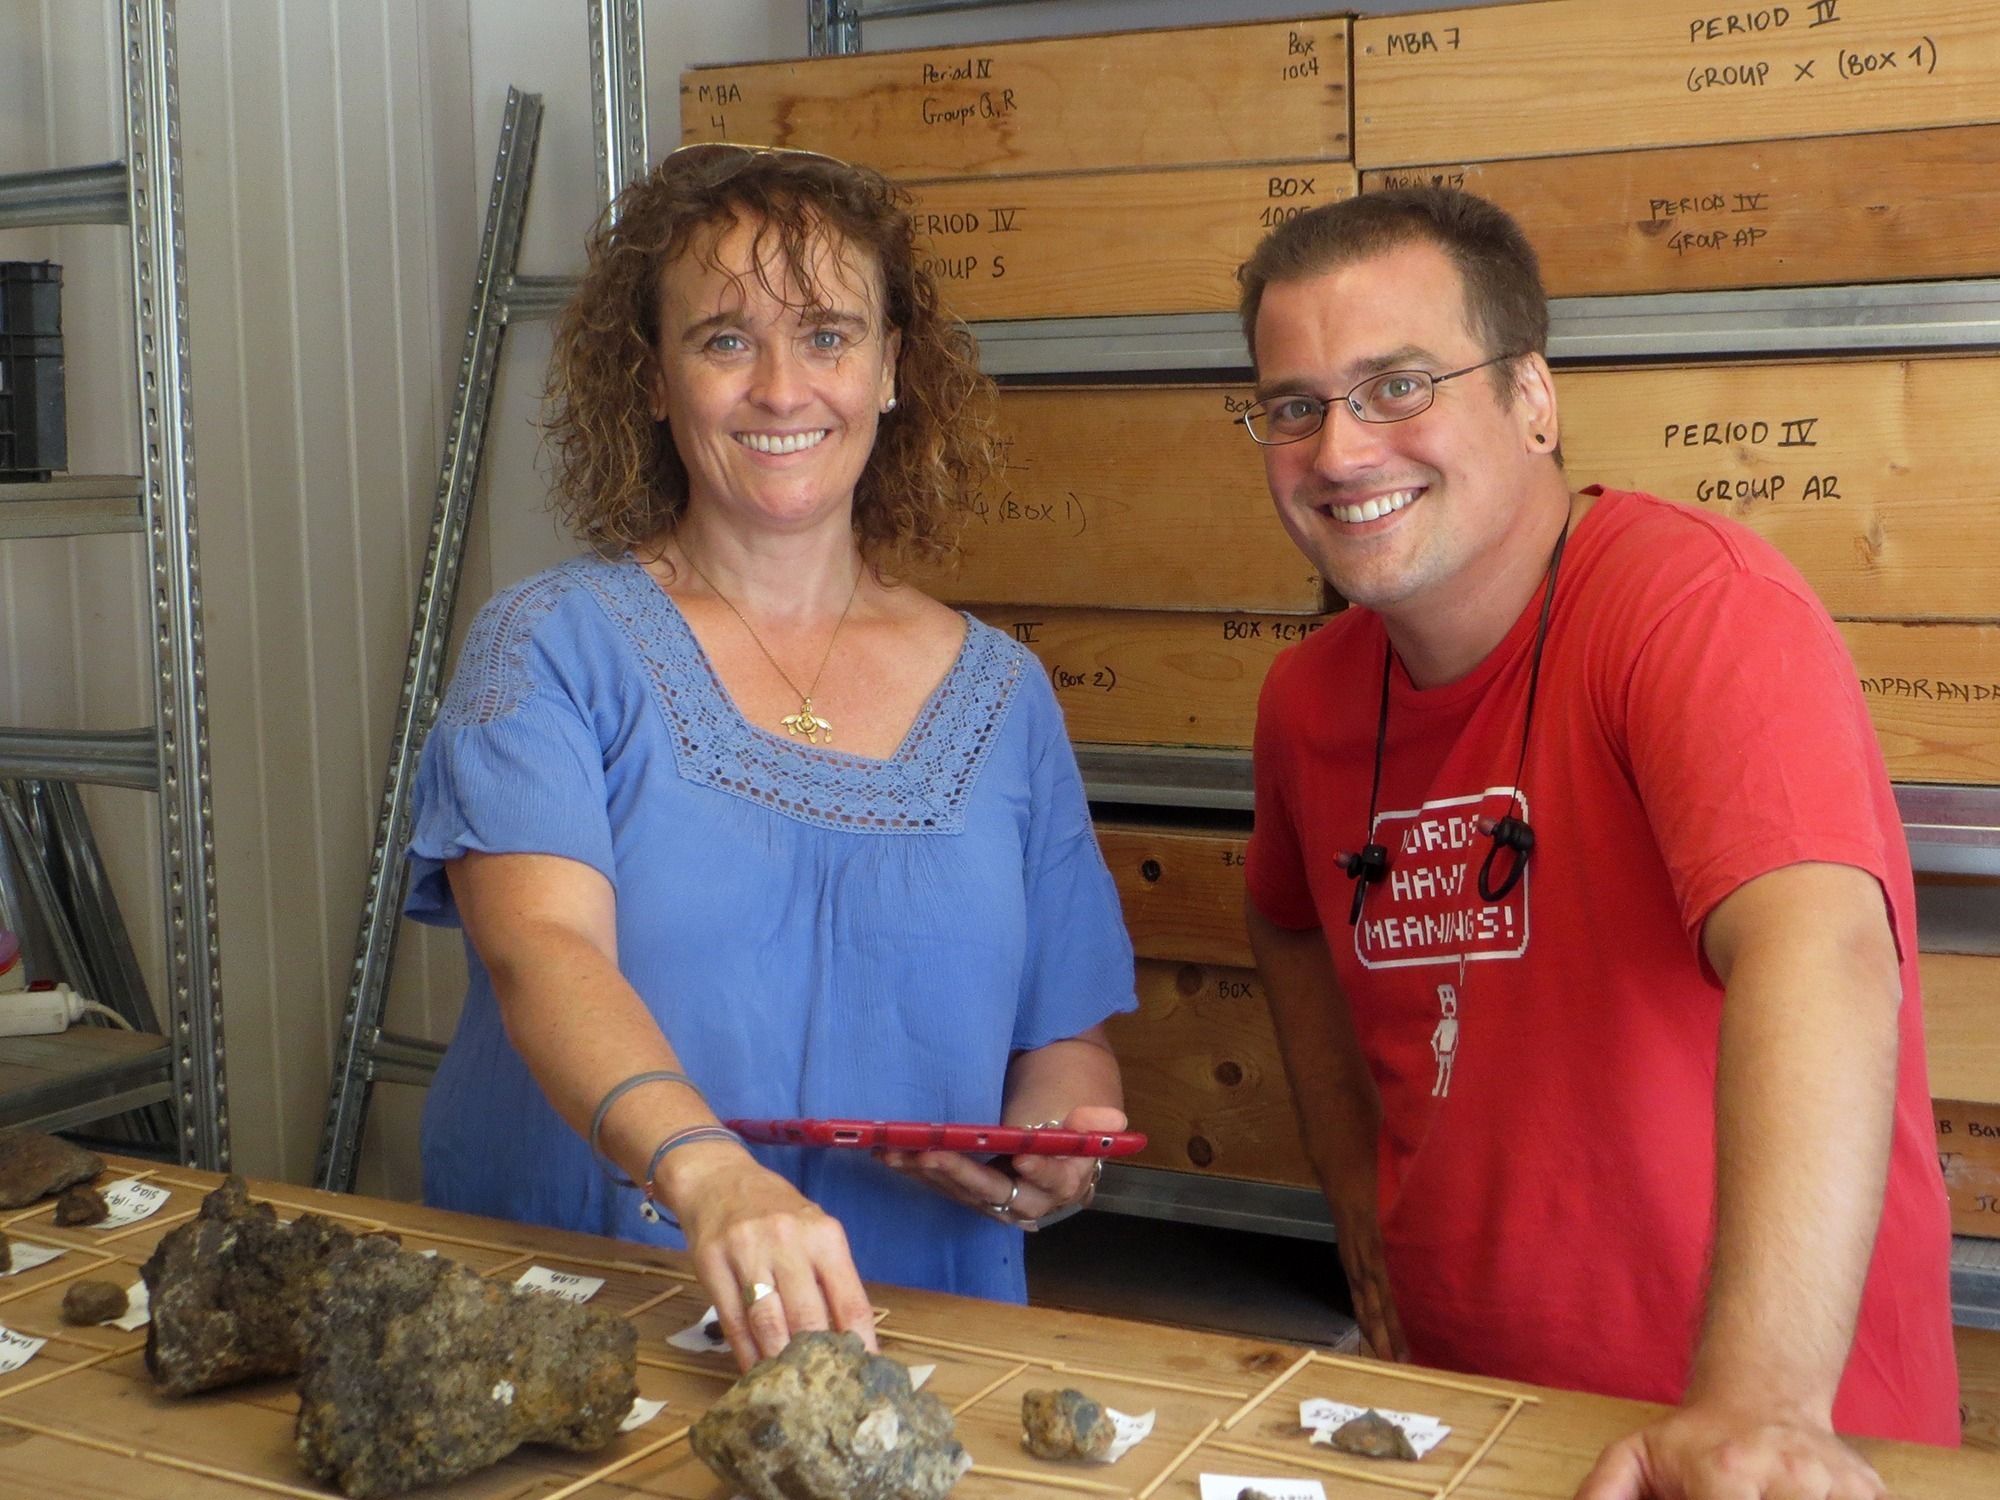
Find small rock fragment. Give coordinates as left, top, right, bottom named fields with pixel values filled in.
left=295, top=1236, right=637, bottom=1498
left=141, top=1173, right=360, bottom=1395
left=1327, top=1409, right=1418, bottom=1461
left=1238, top=1488, right=1279, bottom=1500
left=60, top=1279, right=128, bottom=1326
left=0, top=1131, right=103, bottom=1209
left=53, top=1185, right=108, bottom=1226
left=1021, top=1386, right=1116, bottom=1461
left=690, top=1330, right=966, bottom=1500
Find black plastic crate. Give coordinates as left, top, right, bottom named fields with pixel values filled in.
left=0, top=261, right=67, bottom=481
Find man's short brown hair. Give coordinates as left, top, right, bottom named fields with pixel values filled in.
left=1236, top=187, right=1550, bottom=372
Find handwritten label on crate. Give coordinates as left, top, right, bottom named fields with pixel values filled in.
left=1937, top=1100, right=2000, bottom=1237
left=0, top=1325, right=46, bottom=1374
left=513, top=1266, right=605, bottom=1302
left=95, top=1179, right=171, bottom=1229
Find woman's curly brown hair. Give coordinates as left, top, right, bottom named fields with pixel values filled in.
left=545, top=145, right=999, bottom=570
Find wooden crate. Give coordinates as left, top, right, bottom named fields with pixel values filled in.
left=1927, top=951, right=2000, bottom=1106
left=1362, top=124, right=2000, bottom=296
left=939, top=387, right=1327, bottom=613
left=1559, top=357, right=2000, bottom=623
left=908, top=163, right=1359, bottom=320
left=680, top=18, right=1350, bottom=179
left=1937, top=1099, right=2000, bottom=1238
left=1353, top=0, right=2000, bottom=168
left=1097, top=822, right=1254, bottom=968
left=1108, top=959, right=1315, bottom=1188
left=976, top=607, right=1325, bottom=748
left=1962, top=1325, right=2000, bottom=1453
left=1844, top=622, right=2000, bottom=785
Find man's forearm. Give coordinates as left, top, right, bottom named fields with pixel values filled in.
left=1247, top=904, right=1380, bottom=1202
left=1693, top=864, right=1902, bottom=1419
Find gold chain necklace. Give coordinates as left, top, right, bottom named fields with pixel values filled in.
left=679, top=547, right=863, bottom=745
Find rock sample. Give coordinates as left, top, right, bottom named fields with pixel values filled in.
left=1327, top=1409, right=1418, bottom=1461
left=61, top=1279, right=128, bottom=1326
left=54, top=1185, right=108, bottom=1226
left=295, top=1236, right=636, bottom=1498
left=0, top=1131, right=102, bottom=1209
left=1021, top=1387, right=1116, bottom=1461
left=690, top=1330, right=967, bottom=1500
left=1238, top=1489, right=1279, bottom=1500
left=141, top=1173, right=359, bottom=1395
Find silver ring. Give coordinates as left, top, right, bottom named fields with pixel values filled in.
left=988, top=1179, right=1021, bottom=1216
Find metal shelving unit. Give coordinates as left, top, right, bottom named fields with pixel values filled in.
left=0, top=0, right=226, bottom=1168
left=314, top=0, right=648, bottom=1195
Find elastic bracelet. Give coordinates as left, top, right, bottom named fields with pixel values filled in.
left=636, top=1124, right=745, bottom=1227
left=589, top=1070, right=698, bottom=1187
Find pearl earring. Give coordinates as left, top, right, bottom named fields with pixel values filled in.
left=883, top=396, right=898, bottom=413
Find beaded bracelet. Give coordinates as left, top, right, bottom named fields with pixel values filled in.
left=636, top=1124, right=745, bottom=1226
left=588, top=1070, right=698, bottom=1188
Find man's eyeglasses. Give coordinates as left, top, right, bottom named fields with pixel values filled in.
left=1239, top=352, right=1520, bottom=446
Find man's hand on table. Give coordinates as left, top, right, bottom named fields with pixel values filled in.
left=1574, top=1400, right=1888, bottom=1500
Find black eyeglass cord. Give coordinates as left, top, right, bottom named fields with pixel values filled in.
left=1345, top=513, right=1573, bottom=925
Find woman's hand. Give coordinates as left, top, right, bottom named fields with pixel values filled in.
left=877, top=1104, right=1126, bottom=1230
left=664, top=1140, right=878, bottom=1373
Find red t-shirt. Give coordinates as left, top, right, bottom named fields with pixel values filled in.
left=1246, top=488, right=1957, bottom=1443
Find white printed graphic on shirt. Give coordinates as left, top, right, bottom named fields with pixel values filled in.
left=1353, top=787, right=1530, bottom=971
left=1430, top=984, right=1460, bottom=1098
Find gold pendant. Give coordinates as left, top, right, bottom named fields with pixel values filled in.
left=781, top=697, right=832, bottom=744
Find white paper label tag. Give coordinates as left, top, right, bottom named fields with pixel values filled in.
left=668, top=1305, right=731, bottom=1353
left=1299, top=1398, right=1449, bottom=1459
left=514, top=1266, right=605, bottom=1302
left=0, top=1242, right=64, bottom=1277
left=0, top=1325, right=46, bottom=1374
left=109, top=1280, right=151, bottom=1331
left=1198, top=1476, right=1326, bottom=1500
left=95, top=1179, right=171, bottom=1229
left=1101, top=1407, right=1156, bottom=1463
left=909, top=1363, right=935, bottom=1392
left=620, top=1395, right=668, bottom=1432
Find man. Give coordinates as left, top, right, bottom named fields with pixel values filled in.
left=1237, top=188, right=1957, bottom=1499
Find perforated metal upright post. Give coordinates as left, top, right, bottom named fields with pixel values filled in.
left=810, top=0, right=861, bottom=55
left=313, top=90, right=544, bottom=1194
left=590, top=0, right=649, bottom=212
left=126, top=0, right=226, bottom=1169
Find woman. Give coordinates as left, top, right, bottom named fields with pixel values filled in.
left=405, top=143, right=1136, bottom=1369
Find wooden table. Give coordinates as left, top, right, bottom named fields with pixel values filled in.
left=0, top=1161, right=1994, bottom=1499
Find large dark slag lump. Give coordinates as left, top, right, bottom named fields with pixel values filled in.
left=295, top=1236, right=637, bottom=1498
left=0, top=1130, right=103, bottom=1208
left=141, top=1173, right=359, bottom=1395
left=690, top=1330, right=967, bottom=1500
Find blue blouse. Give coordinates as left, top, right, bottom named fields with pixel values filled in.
left=405, top=554, right=1136, bottom=1301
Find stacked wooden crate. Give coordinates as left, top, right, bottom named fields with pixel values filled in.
left=683, top=20, right=1350, bottom=1193
left=683, top=3, right=1999, bottom=1219
left=1353, top=0, right=2000, bottom=1235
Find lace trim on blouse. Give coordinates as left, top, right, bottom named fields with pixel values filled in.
left=435, top=570, right=574, bottom=729
left=573, top=554, right=1025, bottom=834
